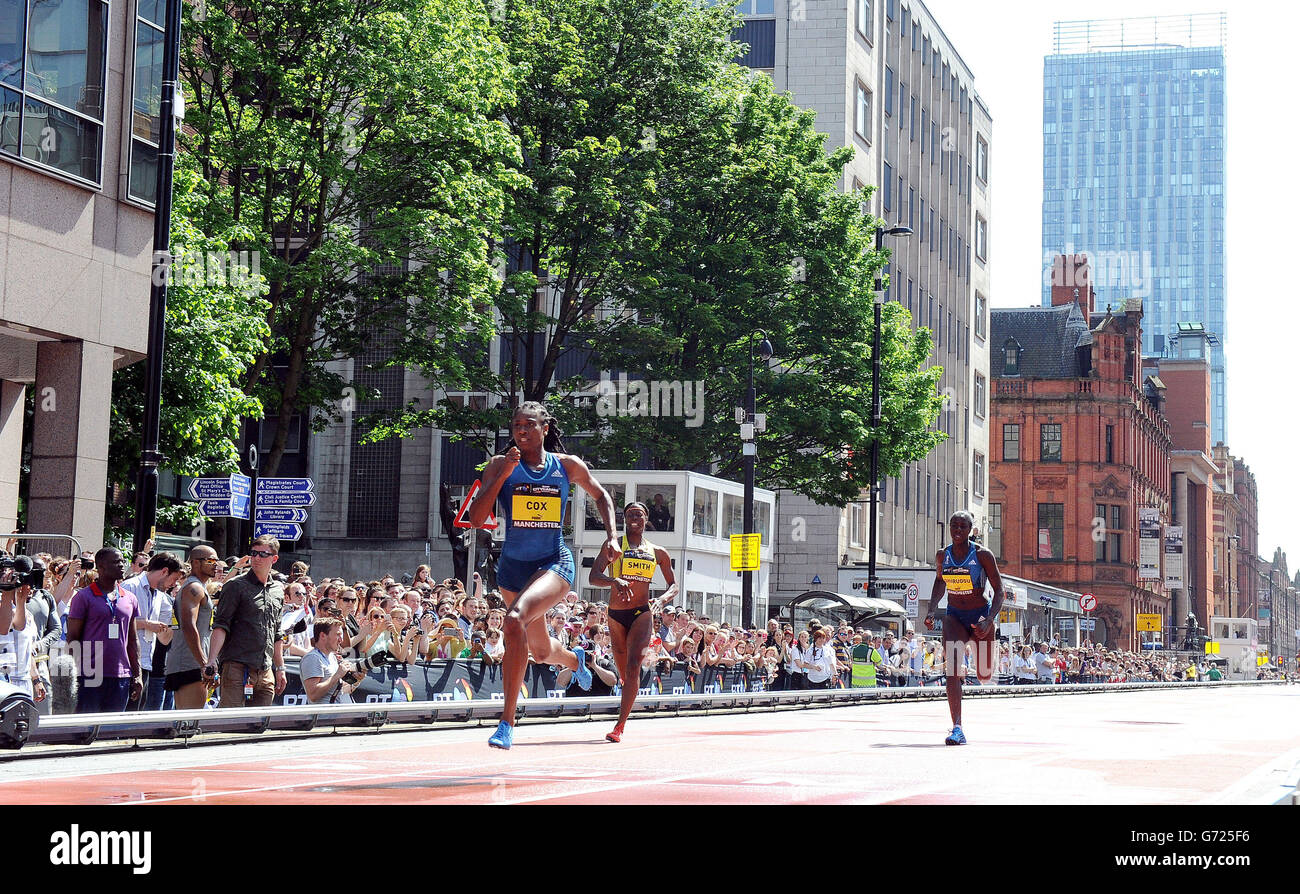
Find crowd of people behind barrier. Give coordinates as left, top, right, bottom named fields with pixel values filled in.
left=0, top=542, right=1291, bottom=716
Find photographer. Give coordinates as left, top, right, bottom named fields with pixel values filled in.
left=0, top=568, right=47, bottom=703
left=458, top=628, right=498, bottom=666
left=300, top=617, right=356, bottom=704
left=556, top=646, right=617, bottom=696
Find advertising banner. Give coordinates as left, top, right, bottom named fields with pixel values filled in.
left=1163, top=526, right=1184, bottom=589
left=1138, top=508, right=1161, bottom=580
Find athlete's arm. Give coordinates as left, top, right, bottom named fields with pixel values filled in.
left=652, top=548, right=679, bottom=610
left=469, top=451, right=520, bottom=528
left=588, top=547, right=624, bottom=591
left=561, top=455, right=620, bottom=561
left=925, top=549, right=945, bottom=627
left=975, top=548, right=1005, bottom=637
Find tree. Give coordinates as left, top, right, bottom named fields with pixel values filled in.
left=177, top=0, right=522, bottom=476
left=108, top=160, right=270, bottom=524
left=373, top=0, right=943, bottom=504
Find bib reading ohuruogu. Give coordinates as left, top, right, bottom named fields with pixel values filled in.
left=612, top=535, right=658, bottom=583
left=942, top=544, right=986, bottom=597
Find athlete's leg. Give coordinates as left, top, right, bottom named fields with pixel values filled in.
left=497, top=570, right=570, bottom=729
left=941, top=615, right=973, bottom=727
left=972, top=629, right=997, bottom=685
left=611, top=610, right=654, bottom=733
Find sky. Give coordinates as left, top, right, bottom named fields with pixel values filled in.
left=923, top=0, right=1297, bottom=571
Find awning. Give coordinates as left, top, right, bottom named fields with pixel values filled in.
left=784, top=590, right=907, bottom=628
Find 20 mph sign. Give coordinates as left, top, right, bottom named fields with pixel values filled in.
left=1080, top=593, right=1098, bottom=613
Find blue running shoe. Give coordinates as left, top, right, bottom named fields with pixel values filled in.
left=572, top=647, right=593, bottom=691
left=488, top=721, right=513, bottom=749
left=945, top=725, right=967, bottom=746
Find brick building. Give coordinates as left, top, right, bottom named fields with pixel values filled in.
left=989, top=254, right=1172, bottom=648
left=1212, top=446, right=1258, bottom=619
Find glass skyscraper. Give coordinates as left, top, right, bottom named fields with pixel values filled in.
left=1042, top=14, right=1227, bottom=443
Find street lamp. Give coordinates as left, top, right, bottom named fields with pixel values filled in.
left=867, top=225, right=912, bottom=604
left=741, top=330, right=774, bottom=629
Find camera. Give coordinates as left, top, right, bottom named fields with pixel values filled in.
left=0, top=555, right=45, bottom=591
left=341, top=650, right=390, bottom=686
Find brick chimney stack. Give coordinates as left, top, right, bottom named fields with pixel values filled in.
left=1050, top=253, right=1095, bottom=317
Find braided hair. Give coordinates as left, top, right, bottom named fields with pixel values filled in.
left=506, top=401, right=567, bottom=455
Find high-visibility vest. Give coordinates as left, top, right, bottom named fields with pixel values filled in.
left=851, top=648, right=882, bottom=688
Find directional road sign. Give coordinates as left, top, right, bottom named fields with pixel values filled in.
left=257, top=477, right=314, bottom=495
left=253, top=522, right=303, bottom=540
left=198, top=497, right=251, bottom=520
left=253, top=507, right=309, bottom=524
left=255, top=491, right=316, bottom=508
left=187, top=474, right=251, bottom=501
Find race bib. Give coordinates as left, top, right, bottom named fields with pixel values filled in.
left=620, top=555, right=657, bottom=582
left=511, top=493, right=561, bottom=528
left=942, top=570, right=974, bottom=596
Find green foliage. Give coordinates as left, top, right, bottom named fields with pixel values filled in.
left=177, top=0, right=521, bottom=474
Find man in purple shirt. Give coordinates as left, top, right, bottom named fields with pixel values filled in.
left=67, top=548, right=142, bottom=713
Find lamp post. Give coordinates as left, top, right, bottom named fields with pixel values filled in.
left=742, top=330, right=773, bottom=629
left=867, top=225, right=913, bottom=604
left=133, top=0, right=183, bottom=553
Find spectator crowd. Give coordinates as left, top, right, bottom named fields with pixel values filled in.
left=1, top=539, right=1292, bottom=716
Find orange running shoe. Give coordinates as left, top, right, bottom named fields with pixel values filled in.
left=606, top=723, right=625, bottom=743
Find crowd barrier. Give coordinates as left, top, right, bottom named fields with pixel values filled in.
left=275, top=658, right=772, bottom=706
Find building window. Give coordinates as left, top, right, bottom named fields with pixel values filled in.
left=988, top=503, right=1002, bottom=557
left=884, top=67, right=894, bottom=117
left=974, top=373, right=985, bottom=418
left=692, top=488, right=718, bottom=537
left=0, top=0, right=109, bottom=185
left=1040, top=423, right=1062, bottom=462
left=1003, top=423, right=1019, bottom=461
left=856, top=0, right=873, bottom=42
left=883, top=161, right=892, bottom=211
left=973, top=451, right=985, bottom=497
left=855, top=80, right=872, bottom=144
left=1038, top=503, right=1065, bottom=560
left=734, top=0, right=775, bottom=13
left=975, top=292, right=987, bottom=340
left=128, top=0, right=168, bottom=203
left=976, top=134, right=988, bottom=183
left=1105, top=424, right=1114, bottom=463
left=1003, top=338, right=1021, bottom=375
left=849, top=503, right=864, bottom=547
left=975, top=215, right=987, bottom=261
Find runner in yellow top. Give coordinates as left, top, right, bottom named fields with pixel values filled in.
left=589, top=501, right=679, bottom=743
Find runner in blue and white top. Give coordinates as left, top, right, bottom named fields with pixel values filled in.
left=468, top=402, right=621, bottom=751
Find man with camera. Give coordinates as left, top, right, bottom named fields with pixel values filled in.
left=0, top=556, right=47, bottom=703
left=66, top=548, right=143, bottom=713
left=204, top=536, right=287, bottom=708
left=300, top=617, right=357, bottom=704
left=120, top=552, right=184, bottom=711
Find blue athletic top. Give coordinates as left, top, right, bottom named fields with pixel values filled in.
left=941, top=544, right=987, bottom=601
left=498, top=450, right=569, bottom=563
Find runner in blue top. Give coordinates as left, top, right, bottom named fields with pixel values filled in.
left=925, top=510, right=1005, bottom=746
left=469, top=402, right=621, bottom=750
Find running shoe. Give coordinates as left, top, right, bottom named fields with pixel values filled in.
left=944, top=725, right=967, bottom=746
left=572, top=647, right=593, bottom=691
left=488, top=720, right=514, bottom=750
left=606, top=722, right=625, bottom=743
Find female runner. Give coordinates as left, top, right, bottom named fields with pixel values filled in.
left=470, top=402, right=620, bottom=750
left=924, top=510, right=1005, bottom=745
left=589, top=501, right=679, bottom=743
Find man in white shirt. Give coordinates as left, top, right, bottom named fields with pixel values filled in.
left=120, top=552, right=184, bottom=710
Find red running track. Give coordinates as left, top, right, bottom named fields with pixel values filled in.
left=2, top=686, right=1298, bottom=805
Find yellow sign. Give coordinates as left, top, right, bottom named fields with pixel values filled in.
left=1257, top=652, right=1270, bottom=667
left=1204, top=641, right=1220, bottom=654
left=1136, top=613, right=1162, bottom=632
left=999, top=609, right=1017, bottom=623
left=729, top=533, right=761, bottom=571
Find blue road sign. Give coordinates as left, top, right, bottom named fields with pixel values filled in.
left=198, top=497, right=250, bottom=520
left=254, top=522, right=303, bottom=540
left=188, top=474, right=252, bottom=500
left=255, top=491, right=316, bottom=508
left=229, top=474, right=252, bottom=494
left=256, top=477, right=314, bottom=494
left=253, top=507, right=308, bottom=524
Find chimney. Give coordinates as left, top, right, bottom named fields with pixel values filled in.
left=1050, top=253, right=1095, bottom=316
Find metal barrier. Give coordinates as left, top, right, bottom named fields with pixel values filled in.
left=12, top=678, right=1278, bottom=751
left=6, top=533, right=84, bottom=556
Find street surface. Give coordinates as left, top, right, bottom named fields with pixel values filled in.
left=2, top=685, right=1297, bottom=805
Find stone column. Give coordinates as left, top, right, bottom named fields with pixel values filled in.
left=0, top=380, right=25, bottom=534
left=27, top=340, right=114, bottom=555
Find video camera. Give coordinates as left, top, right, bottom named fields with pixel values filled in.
left=0, top=554, right=45, bottom=591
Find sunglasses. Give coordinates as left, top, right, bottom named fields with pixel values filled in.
left=250, top=550, right=276, bottom=558
left=341, top=597, right=358, bottom=603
